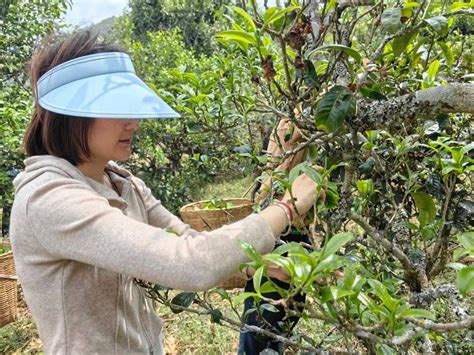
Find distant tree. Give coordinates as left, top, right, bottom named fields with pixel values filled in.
left=0, top=0, right=69, bottom=234
left=128, top=0, right=230, bottom=54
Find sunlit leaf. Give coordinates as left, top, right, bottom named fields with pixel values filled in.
left=253, top=266, right=264, bottom=294
left=215, top=30, right=258, bottom=46
left=309, top=44, right=361, bottom=63
left=228, top=6, right=257, bottom=32
left=412, top=192, right=437, bottom=227
left=400, top=308, right=436, bottom=320
left=458, top=231, right=474, bottom=250
left=392, top=30, right=417, bottom=57
left=427, top=60, right=440, bottom=82
left=321, top=232, right=354, bottom=260
left=263, top=5, right=301, bottom=29
left=457, top=265, right=474, bottom=297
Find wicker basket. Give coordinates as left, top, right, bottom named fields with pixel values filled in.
left=180, top=198, right=254, bottom=289
left=0, top=240, right=17, bottom=327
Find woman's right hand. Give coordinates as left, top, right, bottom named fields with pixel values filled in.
left=259, top=170, right=324, bottom=238
left=282, top=173, right=323, bottom=216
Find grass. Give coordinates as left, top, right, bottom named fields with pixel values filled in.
left=191, top=175, right=255, bottom=202
left=158, top=291, right=243, bottom=354
left=0, top=290, right=243, bottom=354
left=0, top=303, right=41, bottom=354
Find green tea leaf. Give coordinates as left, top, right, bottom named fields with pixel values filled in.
left=228, top=6, right=257, bottom=32
left=356, top=179, right=374, bottom=197
left=210, top=309, right=223, bottom=324
left=253, top=266, right=264, bottom=294
left=171, top=292, right=196, bottom=313
left=448, top=2, right=473, bottom=11
left=233, top=292, right=258, bottom=305
left=457, top=265, right=474, bottom=297
left=458, top=231, right=474, bottom=250
left=259, top=303, right=280, bottom=313
left=303, top=60, right=318, bottom=87
left=392, top=30, right=417, bottom=57
left=360, top=85, right=387, bottom=101
left=427, top=60, right=440, bottom=82
left=381, top=8, right=402, bottom=34
left=211, top=288, right=230, bottom=300
left=263, top=5, right=300, bottom=29
left=239, top=240, right=263, bottom=264
left=412, top=192, right=437, bottom=227
left=259, top=281, right=278, bottom=294
left=215, top=30, right=258, bottom=46
left=300, top=164, right=323, bottom=184
left=309, top=44, right=361, bottom=63
left=315, top=86, right=356, bottom=132
left=437, top=42, right=454, bottom=66
left=400, top=308, right=436, bottom=320
left=425, top=16, right=448, bottom=35
left=321, top=232, right=354, bottom=260
left=448, top=262, right=467, bottom=270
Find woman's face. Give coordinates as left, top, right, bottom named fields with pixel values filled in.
left=87, top=118, right=139, bottom=163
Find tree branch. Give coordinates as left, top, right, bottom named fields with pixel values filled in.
left=337, top=0, right=375, bottom=12
left=352, top=83, right=474, bottom=130
left=350, top=212, right=429, bottom=290
left=407, top=316, right=474, bottom=332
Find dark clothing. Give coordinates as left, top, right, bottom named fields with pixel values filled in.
left=238, top=231, right=312, bottom=355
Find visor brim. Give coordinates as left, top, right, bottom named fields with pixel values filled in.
left=39, top=72, right=180, bottom=119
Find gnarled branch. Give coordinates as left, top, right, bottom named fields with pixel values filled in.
left=353, top=83, right=474, bottom=130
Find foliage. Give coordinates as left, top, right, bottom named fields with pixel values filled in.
left=1, top=0, right=473, bottom=353
left=0, top=0, right=69, bottom=234
left=0, top=303, right=40, bottom=353
left=143, top=0, right=473, bottom=352
left=0, top=0, right=70, bottom=84
left=117, top=23, right=263, bottom=212
left=128, top=0, right=230, bottom=54
left=449, top=231, right=474, bottom=297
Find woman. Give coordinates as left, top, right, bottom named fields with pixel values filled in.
left=9, top=31, right=320, bottom=354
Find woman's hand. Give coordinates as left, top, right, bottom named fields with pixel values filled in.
left=282, top=172, right=323, bottom=216
left=259, top=168, right=324, bottom=237
left=267, top=263, right=291, bottom=282
left=245, top=263, right=291, bottom=283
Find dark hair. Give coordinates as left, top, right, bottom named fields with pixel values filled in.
left=23, top=30, right=125, bottom=165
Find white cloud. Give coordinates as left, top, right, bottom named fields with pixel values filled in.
left=64, top=0, right=129, bottom=27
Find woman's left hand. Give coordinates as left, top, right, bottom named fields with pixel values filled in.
left=245, top=263, right=291, bottom=283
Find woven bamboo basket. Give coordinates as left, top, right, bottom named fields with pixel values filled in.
left=0, top=240, right=17, bottom=327
left=180, top=198, right=254, bottom=289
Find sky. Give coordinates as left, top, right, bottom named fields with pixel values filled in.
left=63, top=0, right=278, bottom=26
left=64, top=0, right=129, bottom=27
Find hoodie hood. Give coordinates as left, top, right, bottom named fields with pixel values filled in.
left=14, top=155, right=133, bottom=202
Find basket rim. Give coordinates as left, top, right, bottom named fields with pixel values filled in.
left=180, top=198, right=254, bottom=213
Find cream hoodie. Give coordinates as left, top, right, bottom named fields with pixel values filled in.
left=9, top=155, right=275, bottom=354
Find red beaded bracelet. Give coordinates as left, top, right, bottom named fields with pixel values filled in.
left=275, top=200, right=294, bottom=221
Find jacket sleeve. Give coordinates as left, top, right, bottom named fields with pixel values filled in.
left=26, top=177, right=275, bottom=291
left=131, top=177, right=198, bottom=236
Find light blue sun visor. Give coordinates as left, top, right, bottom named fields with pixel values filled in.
left=36, top=52, right=180, bottom=119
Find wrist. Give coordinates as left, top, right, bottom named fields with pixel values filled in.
left=281, top=197, right=306, bottom=219
left=275, top=200, right=294, bottom=221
